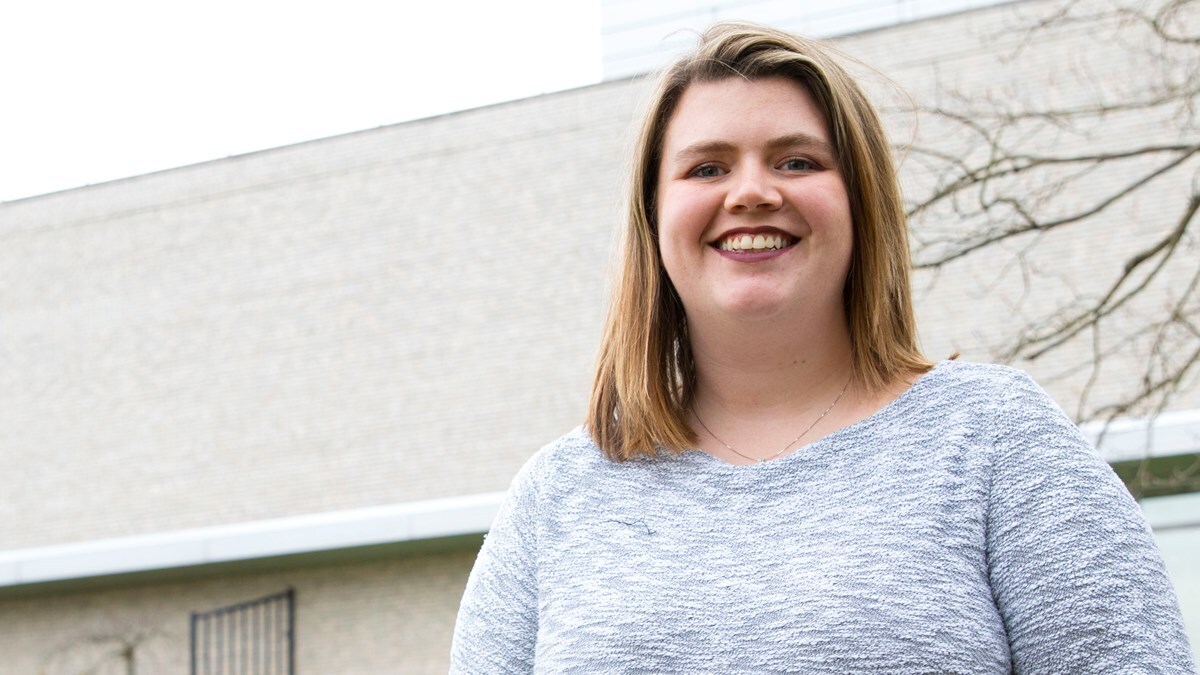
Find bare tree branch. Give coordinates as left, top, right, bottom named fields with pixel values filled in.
left=912, top=150, right=1197, bottom=266
left=1015, top=193, right=1198, bottom=358
left=904, top=0, right=1200, bottom=494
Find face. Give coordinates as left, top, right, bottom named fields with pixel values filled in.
left=655, top=76, right=853, bottom=326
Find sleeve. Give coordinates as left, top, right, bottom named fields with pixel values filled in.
left=450, top=452, right=543, bottom=674
left=984, top=370, right=1197, bottom=673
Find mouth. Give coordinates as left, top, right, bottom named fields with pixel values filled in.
left=712, top=231, right=798, bottom=253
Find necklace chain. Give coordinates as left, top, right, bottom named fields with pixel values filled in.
left=691, top=377, right=852, bottom=464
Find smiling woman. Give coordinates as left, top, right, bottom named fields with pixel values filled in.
left=656, top=76, right=853, bottom=341
left=450, top=22, right=1195, bottom=673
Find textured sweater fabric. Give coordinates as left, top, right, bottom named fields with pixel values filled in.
left=451, top=361, right=1196, bottom=673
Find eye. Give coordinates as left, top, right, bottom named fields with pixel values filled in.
left=688, top=164, right=725, bottom=178
left=780, top=157, right=819, bottom=172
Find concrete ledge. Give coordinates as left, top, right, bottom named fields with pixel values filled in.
left=1084, top=409, right=1200, bottom=463
left=0, top=492, right=504, bottom=589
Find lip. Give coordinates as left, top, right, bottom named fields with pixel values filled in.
left=713, top=245, right=794, bottom=262
left=709, top=226, right=799, bottom=262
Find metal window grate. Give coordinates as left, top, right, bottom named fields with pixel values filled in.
left=190, top=588, right=295, bottom=675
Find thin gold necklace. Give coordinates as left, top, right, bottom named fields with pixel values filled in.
left=691, top=376, right=852, bottom=464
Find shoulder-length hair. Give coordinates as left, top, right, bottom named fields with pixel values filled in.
left=587, top=22, right=931, bottom=462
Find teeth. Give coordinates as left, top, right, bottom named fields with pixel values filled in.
left=719, top=233, right=793, bottom=251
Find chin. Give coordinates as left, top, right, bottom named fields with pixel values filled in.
left=715, top=295, right=792, bottom=321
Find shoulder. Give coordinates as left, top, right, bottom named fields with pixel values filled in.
left=915, top=360, right=1064, bottom=421
left=920, top=359, right=1034, bottom=394
left=524, top=425, right=607, bottom=474
left=926, top=362, right=1112, bottom=495
left=507, top=426, right=611, bottom=496
left=899, top=360, right=1092, bottom=468
left=483, top=428, right=609, bottom=548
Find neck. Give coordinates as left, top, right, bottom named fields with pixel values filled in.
left=683, top=303, right=865, bottom=464
left=688, top=307, right=854, bottom=417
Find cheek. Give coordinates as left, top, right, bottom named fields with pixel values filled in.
left=657, top=185, right=714, bottom=243
left=655, top=191, right=703, bottom=289
left=803, top=180, right=853, bottom=241
left=655, top=190, right=683, bottom=253
left=657, top=228, right=688, bottom=286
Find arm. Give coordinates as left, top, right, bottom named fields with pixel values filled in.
left=450, top=455, right=542, bottom=674
left=985, top=371, right=1196, bottom=673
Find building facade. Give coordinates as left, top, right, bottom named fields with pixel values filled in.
left=2, top=0, right=1197, bottom=671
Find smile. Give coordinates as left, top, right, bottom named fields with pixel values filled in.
left=714, top=233, right=797, bottom=252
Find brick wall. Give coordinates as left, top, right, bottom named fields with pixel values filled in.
left=2, top=80, right=640, bottom=548
left=0, top=549, right=475, bottom=674
left=1, top=0, right=1196, bottom=668
left=2, top=0, right=1194, bottom=551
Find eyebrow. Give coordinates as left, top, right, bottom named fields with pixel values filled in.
left=672, top=133, right=836, bottom=162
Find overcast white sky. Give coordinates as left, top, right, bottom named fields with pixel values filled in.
left=0, top=0, right=602, bottom=203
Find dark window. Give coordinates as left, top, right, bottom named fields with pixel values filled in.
left=190, top=588, right=295, bottom=675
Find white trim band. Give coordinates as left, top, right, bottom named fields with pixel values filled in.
left=0, top=492, right=504, bottom=588
left=1083, top=409, right=1200, bottom=463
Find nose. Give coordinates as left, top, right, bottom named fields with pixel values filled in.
left=724, top=165, right=783, bottom=213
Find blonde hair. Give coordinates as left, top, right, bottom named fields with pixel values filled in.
left=587, top=22, right=930, bottom=461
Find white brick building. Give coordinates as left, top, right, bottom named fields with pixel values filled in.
left=2, top=0, right=1196, bottom=671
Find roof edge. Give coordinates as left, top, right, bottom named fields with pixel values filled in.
left=0, top=492, right=504, bottom=589
left=1082, top=408, right=1200, bottom=463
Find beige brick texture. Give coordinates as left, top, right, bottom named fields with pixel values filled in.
left=1, top=0, right=1196, bottom=669
left=3, top=0, right=1194, bottom=551
left=0, top=548, right=475, bottom=674
left=2, top=79, right=643, bottom=548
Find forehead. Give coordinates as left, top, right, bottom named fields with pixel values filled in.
left=661, top=76, right=832, bottom=153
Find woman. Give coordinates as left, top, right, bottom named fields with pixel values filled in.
left=452, top=23, right=1194, bottom=673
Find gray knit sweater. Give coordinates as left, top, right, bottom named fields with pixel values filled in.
left=451, top=361, right=1195, bottom=673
